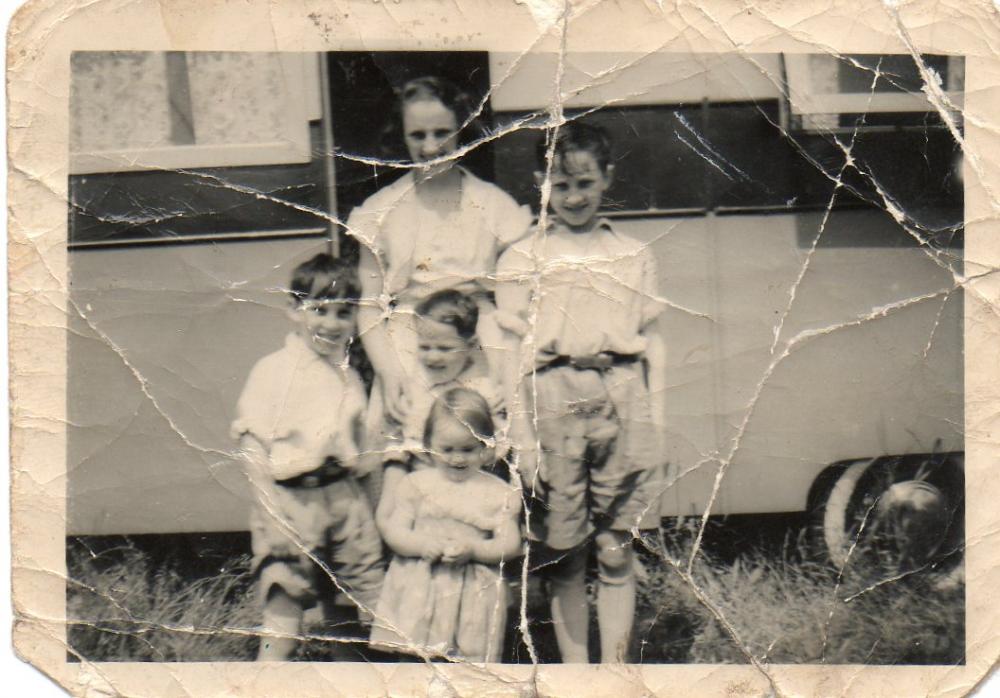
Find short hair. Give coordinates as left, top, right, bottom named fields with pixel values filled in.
left=535, top=120, right=613, bottom=173
left=380, top=76, right=485, bottom=160
left=424, top=387, right=496, bottom=447
left=415, top=289, right=479, bottom=340
left=288, top=253, right=360, bottom=306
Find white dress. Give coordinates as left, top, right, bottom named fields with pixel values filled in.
left=369, top=469, right=520, bottom=662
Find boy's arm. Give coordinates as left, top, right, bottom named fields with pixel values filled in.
left=495, top=246, right=541, bottom=486
left=236, top=433, right=302, bottom=557
left=643, top=319, right=669, bottom=461
left=638, top=247, right=669, bottom=458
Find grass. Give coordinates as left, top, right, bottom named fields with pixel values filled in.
left=633, top=525, right=965, bottom=665
left=67, top=525, right=964, bottom=664
left=67, top=542, right=258, bottom=661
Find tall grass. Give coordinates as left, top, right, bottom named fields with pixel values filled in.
left=67, top=544, right=258, bottom=661
left=634, top=526, right=964, bottom=665
left=68, top=528, right=964, bottom=664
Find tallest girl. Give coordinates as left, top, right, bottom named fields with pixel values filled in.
left=346, top=77, right=531, bottom=488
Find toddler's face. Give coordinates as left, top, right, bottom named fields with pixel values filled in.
left=540, top=150, right=613, bottom=232
left=416, top=318, right=473, bottom=384
left=291, top=297, right=357, bottom=360
left=402, top=98, right=459, bottom=177
left=429, top=414, right=491, bottom=484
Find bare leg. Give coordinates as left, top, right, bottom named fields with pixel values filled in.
left=549, top=546, right=590, bottom=663
left=595, top=530, right=635, bottom=664
left=257, top=587, right=304, bottom=661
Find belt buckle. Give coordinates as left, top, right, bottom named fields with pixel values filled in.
left=570, top=353, right=613, bottom=371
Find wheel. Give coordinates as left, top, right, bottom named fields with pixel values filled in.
left=818, top=453, right=964, bottom=575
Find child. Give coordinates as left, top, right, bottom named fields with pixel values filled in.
left=231, top=253, right=385, bottom=661
left=347, top=76, right=531, bottom=470
left=370, top=388, right=523, bottom=662
left=377, top=289, right=507, bottom=520
left=495, top=122, right=669, bottom=663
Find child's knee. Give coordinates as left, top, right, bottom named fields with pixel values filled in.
left=595, top=532, right=633, bottom=584
left=547, top=545, right=588, bottom=582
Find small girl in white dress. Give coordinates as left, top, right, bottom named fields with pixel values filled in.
left=369, top=388, right=523, bottom=662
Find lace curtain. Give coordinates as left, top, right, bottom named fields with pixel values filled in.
left=70, top=52, right=317, bottom=172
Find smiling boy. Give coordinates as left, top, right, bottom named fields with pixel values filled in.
left=231, top=253, right=384, bottom=661
left=496, top=122, right=669, bottom=663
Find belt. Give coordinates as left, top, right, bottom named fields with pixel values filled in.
left=540, top=351, right=641, bottom=372
left=275, top=457, right=349, bottom=489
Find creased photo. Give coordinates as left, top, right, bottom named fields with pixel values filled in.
left=9, top=2, right=1000, bottom=697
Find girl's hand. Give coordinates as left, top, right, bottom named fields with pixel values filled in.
left=381, top=373, right=412, bottom=424
left=421, top=538, right=447, bottom=562
left=441, top=541, right=473, bottom=566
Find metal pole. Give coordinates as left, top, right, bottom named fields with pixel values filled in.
left=317, top=53, right=339, bottom=258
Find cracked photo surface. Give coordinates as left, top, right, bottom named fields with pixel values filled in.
left=9, top=2, right=1000, bottom=697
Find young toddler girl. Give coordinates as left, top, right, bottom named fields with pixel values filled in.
left=369, top=388, right=523, bottom=663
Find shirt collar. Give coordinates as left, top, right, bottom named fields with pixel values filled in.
left=545, top=216, right=615, bottom=236
left=284, top=331, right=328, bottom=367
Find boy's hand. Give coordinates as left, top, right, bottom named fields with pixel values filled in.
left=514, top=446, right=541, bottom=491
left=263, top=533, right=302, bottom=563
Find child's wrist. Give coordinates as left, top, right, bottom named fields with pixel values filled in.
left=470, top=540, right=488, bottom=562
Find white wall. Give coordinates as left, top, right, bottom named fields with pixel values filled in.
left=67, top=210, right=962, bottom=534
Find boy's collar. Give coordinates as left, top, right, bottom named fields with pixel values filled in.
left=543, top=216, right=615, bottom=235
left=286, top=331, right=346, bottom=367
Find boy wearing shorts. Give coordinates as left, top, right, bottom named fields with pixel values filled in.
left=496, top=122, right=668, bottom=663
left=231, top=253, right=384, bottom=661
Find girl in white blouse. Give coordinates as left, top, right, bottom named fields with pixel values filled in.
left=346, top=76, right=531, bottom=495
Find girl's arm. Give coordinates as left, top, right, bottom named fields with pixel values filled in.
left=356, top=244, right=409, bottom=422
left=374, top=463, right=409, bottom=533
left=471, top=513, right=523, bottom=565
left=377, top=478, right=442, bottom=560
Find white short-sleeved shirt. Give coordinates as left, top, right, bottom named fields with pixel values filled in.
left=346, top=168, right=532, bottom=305
left=231, top=332, right=368, bottom=481
left=496, top=219, right=665, bottom=361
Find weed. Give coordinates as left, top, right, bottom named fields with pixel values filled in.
left=67, top=543, right=257, bottom=661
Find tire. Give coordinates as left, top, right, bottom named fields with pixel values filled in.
left=817, top=453, right=964, bottom=575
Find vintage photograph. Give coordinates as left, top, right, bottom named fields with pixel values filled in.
left=64, top=50, right=965, bottom=667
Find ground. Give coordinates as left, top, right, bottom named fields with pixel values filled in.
left=66, top=514, right=964, bottom=665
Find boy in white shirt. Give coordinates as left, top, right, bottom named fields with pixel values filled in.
left=496, top=122, right=668, bottom=663
left=232, top=253, right=384, bottom=661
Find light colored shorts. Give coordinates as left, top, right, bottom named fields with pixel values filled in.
left=250, top=477, right=384, bottom=610
left=532, top=364, right=663, bottom=550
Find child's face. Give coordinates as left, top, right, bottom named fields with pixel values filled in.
left=429, top=414, right=491, bottom=484
left=290, top=297, right=357, bottom=360
left=537, top=150, right=613, bottom=232
left=416, top=318, right=473, bottom=384
left=402, top=98, right=459, bottom=176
